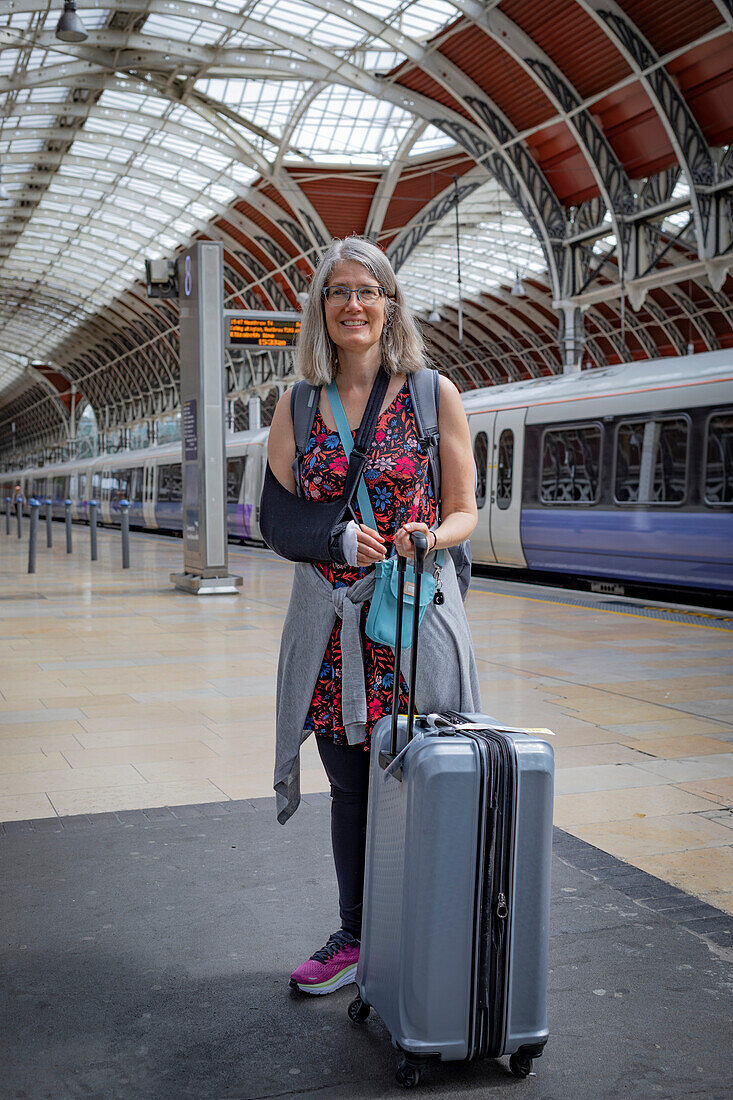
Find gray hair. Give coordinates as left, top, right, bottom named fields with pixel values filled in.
left=296, top=236, right=427, bottom=384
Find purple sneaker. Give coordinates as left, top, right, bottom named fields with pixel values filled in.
left=289, top=930, right=360, bottom=995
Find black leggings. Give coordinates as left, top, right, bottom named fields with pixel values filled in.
left=316, top=736, right=371, bottom=939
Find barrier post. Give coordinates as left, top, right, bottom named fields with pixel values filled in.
left=45, top=498, right=53, bottom=548
left=120, top=499, right=130, bottom=569
left=65, top=499, right=73, bottom=554
left=5, top=497, right=9, bottom=536
left=28, top=499, right=39, bottom=574
left=16, top=499, right=22, bottom=539
left=89, top=499, right=98, bottom=561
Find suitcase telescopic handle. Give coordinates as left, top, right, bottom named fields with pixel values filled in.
left=382, top=531, right=429, bottom=774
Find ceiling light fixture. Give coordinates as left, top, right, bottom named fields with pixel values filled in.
left=55, top=0, right=88, bottom=43
left=510, top=271, right=526, bottom=297
left=428, top=306, right=441, bottom=323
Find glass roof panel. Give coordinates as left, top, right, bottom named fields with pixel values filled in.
left=398, top=179, right=547, bottom=314
left=0, top=0, right=554, bottom=405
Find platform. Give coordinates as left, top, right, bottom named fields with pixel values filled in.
left=1, top=522, right=732, bottom=1097
left=1, top=798, right=731, bottom=1099
left=1, top=522, right=731, bottom=914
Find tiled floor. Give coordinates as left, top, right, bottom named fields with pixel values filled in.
left=1, top=521, right=732, bottom=914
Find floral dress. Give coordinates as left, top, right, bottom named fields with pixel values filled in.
left=301, top=382, right=438, bottom=749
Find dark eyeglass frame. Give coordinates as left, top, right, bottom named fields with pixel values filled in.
left=322, top=284, right=387, bottom=304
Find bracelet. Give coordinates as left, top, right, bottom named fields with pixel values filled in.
left=429, top=530, right=438, bottom=552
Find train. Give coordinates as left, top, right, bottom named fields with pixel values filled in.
left=3, top=349, right=732, bottom=594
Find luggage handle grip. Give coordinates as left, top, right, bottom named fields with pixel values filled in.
left=383, top=531, right=429, bottom=776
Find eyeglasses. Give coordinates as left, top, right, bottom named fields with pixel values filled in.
left=322, top=284, right=386, bottom=305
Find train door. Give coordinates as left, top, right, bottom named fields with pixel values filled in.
left=245, top=445, right=265, bottom=541
left=99, top=466, right=113, bottom=523
left=489, top=408, right=527, bottom=567
left=142, top=462, right=157, bottom=528
left=469, top=413, right=496, bottom=563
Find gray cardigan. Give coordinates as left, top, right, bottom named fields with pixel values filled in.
left=274, top=551, right=481, bottom=823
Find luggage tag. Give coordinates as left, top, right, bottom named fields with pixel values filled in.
left=454, top=723, right=555, bottom=737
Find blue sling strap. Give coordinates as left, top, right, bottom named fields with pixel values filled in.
left=325, top=381, right=378, bottom=532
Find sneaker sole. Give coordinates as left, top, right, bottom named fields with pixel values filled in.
left=289, top=963, right=358, bottom=995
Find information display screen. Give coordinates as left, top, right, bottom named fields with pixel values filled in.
left=225, top=310, right=301, bottom=348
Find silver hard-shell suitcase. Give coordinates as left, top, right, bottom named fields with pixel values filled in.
left=348, top=535, right=554, bottom=1089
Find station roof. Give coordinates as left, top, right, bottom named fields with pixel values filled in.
left=1, top=0, right=732, bottom=452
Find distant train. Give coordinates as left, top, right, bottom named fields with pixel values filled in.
left=3, top=350, right=732, bottom=593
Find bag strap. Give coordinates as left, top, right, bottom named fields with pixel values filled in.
left=408, top=369, right=441, bottom=514
left=326, top=371, right=389, bottom=532
left=290, top=381, right=320, bottom=497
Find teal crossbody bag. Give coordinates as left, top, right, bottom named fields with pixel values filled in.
left=326, top=380, right=436, bottom=650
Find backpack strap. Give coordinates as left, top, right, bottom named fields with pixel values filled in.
left=289, top=380, right=320, bottom=497
left=408, top=368, right=442, bottom=515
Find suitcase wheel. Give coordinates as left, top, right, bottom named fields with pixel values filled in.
left=347, top=996, right=370, bottom=1023
left=395, top=1060, right=421, bottom=1089
left=509, top=1052, right=533, bottom=1079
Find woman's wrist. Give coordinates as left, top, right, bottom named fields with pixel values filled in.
left=429, top=529, right=438, bottom=552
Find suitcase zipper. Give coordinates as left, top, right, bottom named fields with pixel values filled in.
left=444, top=713, right=516, bottom=1061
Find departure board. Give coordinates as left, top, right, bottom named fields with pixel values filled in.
left=224, top=310, right=301, bottom=348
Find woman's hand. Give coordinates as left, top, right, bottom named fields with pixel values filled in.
left=393, top=521, right=435, bottom=561
left=356, top=523, right=387, bottom=566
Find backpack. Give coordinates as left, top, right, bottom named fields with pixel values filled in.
left=290, top=369, right=472, bottom=599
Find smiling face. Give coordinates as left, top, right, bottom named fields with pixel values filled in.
left=323, top=259, right=387, bottom=362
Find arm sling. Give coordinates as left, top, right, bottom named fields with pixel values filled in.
left=259, top=368, right=389, bottom=564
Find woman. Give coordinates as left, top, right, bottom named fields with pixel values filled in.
left=268, top=236, right=480, bottom=995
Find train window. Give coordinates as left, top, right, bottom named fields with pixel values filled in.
left=473, top=433, right=489, bottom=509
left=704, top=413, right=733, bottom=506
left=652, top=419, right=687, bottom=503
left=130, top=467, right=142, bottom=500
left=540, top=425, right=602, bottom=504
left=227, top=457, right=246, bottom=505
left=615, top=423, right=644, bottom=502
left=53, top=476, right=68, bottom=499
left=158, top=463, right=182, bottom=503
left=111, top=470, right=132, bottom=501
left=616, top=417, right=688, bottom=505
left=496, top=430, right=514, bottom=511
left=32, top=478, right=47, bottom=499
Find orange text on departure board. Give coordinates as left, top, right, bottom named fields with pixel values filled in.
left=227, top=317, right=300, bottom=347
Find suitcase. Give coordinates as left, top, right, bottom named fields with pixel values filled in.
left=348, top=534, right=554, bottom=1089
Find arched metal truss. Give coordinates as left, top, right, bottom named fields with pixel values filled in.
left=1, top=0, right=732, bottom=464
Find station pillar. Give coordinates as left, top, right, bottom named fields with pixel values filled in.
left=170, top=240, right=242, bottom=595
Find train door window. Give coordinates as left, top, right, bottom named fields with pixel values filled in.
left=130, top=467, right=143, bottom=501
left=32, top=478, right=47, bottom=499
left=496, top=430, right=514, bottom=510
left=540, top=425, right=602, bottom=504
left=227, top=457, right=246, bottom=504
left=91, top=470, right=103, bottom=498
left=54, top=476, right=68, bottom=499
left=473, top=432, right=489, bottom=509
left=144, top=466, right=155, bottom=503
left=704, top=412, right=733, bottom=506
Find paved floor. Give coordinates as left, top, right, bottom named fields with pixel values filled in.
left=1, top=797, right=732, bottom=1100
left=1, top=521, right=731, bottom=914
